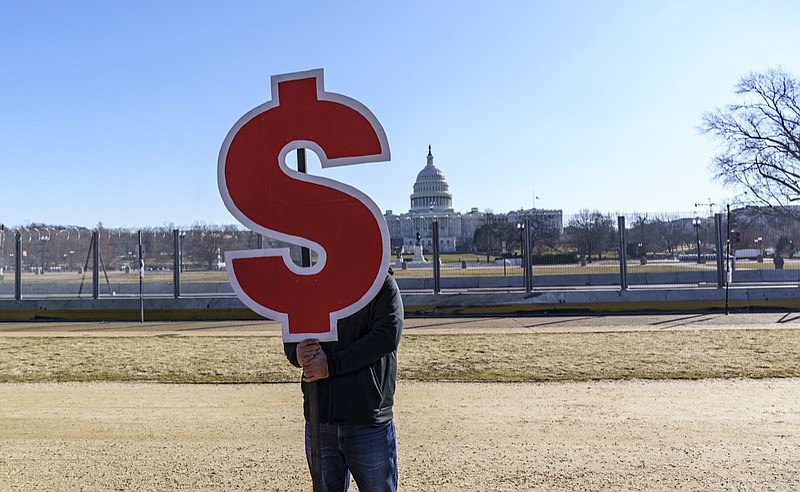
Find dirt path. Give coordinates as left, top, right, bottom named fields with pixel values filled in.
left=1, top=379, right=798, bottom=491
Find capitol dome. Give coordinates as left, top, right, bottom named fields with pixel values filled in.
left=410, top=146, right=454, bottom=213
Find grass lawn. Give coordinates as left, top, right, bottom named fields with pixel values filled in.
left=1, top=328, right=798, bottom=383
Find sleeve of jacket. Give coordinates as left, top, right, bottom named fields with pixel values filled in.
left=326, top=274, right=403, bottom=377
left=284, top=342, right=301, bottom=368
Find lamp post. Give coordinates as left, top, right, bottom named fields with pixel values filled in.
left=417, top=216, right=428, bottom=253
left=517, top=220, right=532, bottom=292
left=403, top=217, right=412, bottom=254
left=692, top=218, right=703, bottom=264
left=32, top=228, right=51, bottom=274
left=53, top=229, right=72, bottom=272
left=754, top=236, right=763, bottom=262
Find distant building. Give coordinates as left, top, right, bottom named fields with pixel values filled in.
left=384, top=147, right=563, bottom=254
left=506, top=208, right=563, bottom=234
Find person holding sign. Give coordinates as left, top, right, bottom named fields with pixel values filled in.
left=218, top=68, right=399, bottom=491
left=285, top=271, right=403, bottom=491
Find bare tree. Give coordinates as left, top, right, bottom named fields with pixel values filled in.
left=700, top=67, right=800, bottom=209
left=652, top=214, right=687, bottom=256
left=626, top=214, right=658, bottom=258
left=184, top=222, right=238, bottom=270
left=473, top=214, right=515, bottom=262
left=566, top=210, right=614, bottom=260
left=526, top=211, right=561, bottom=255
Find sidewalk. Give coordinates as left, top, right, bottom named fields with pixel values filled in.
left=1, top=312, right=799, bottom=337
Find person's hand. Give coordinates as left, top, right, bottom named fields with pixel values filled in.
left=302, top=350, right=329, bottom=383
left=296, top=339, right=321, bottom=366
left=297, top=339, right=329, bottom=382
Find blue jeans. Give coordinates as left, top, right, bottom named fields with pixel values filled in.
left=305, top=420, right=398, bottom=492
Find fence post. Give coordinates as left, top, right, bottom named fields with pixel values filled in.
left=524, top=217, right=533, bottom=292
left=92, top=230, right=99, bottom=299
left=432, top=220, right=441, bottom=293
left=618, top=216, right=628, bottom=290
left=15, top=232, right=21, bottom=300
left=138, top=230, right=144, bottom=323
left=714, top=213, right=725, bottom=288
left=173, top=229, right=181, bottom=299
left=519, top=223, right=528, bottom=291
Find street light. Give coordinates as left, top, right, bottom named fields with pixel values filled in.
left=692, top=217, right=703, bottom=264
left=517, top=221, right=533, bottom=292
left=416, top=216, right=429, bottom=253
left=754, top=236, right=763, bottom=257
left=32, top=228, right=51, bottom=274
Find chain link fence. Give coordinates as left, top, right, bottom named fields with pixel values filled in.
left=1, top=208, right=799, bottom=299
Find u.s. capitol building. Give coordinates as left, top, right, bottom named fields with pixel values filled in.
left=384, top=147, right=563, bottom=254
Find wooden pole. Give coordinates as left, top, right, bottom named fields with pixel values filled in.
left=298, top=148, right=323, bottom=491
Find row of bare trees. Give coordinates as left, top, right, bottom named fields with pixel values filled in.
left=472, top=208, right=800, bottom=263
left=566, top=211, right=719, bottom=261
left=0, top=223, right=263, bottom=273
left=472, top=211, right=563, bottom=262
left=568, top=209, right=800, bottom=260
left=3, top=208, right=800, bottom=273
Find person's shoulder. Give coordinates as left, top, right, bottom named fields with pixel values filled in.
left=380, top=269, right=402, bottom=303
left=372, top=269, right=399, bottom=298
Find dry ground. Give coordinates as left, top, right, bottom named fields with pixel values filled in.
left=1, top=314, right=799, bottom=490
left=2, top=314, right=800, bottom=383
left=2, top=380, right=798, bottom=491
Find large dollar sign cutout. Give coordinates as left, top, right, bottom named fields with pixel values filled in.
left=218, top=69, right=391, bottom=342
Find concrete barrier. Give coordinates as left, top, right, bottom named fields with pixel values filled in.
left=1, top=285, right=800, bottom=321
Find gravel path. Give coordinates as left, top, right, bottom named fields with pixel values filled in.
left=2, top=379, right=798, bottom=491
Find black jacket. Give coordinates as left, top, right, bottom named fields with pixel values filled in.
left=284, top=273, right=403, bottom=425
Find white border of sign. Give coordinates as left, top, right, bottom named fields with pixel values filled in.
left=218, top=69, right=391, bottom=342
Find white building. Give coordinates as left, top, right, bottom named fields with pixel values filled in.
left=384, top=146, right=562, bottom=254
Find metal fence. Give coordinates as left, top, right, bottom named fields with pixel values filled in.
left=1, top=208, right=799, bottom=299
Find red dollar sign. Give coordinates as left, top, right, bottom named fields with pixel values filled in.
left=218, top=69, right=391, bottom=342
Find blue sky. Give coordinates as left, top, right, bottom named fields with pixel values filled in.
left=2, top=1, right=799, bottom=228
